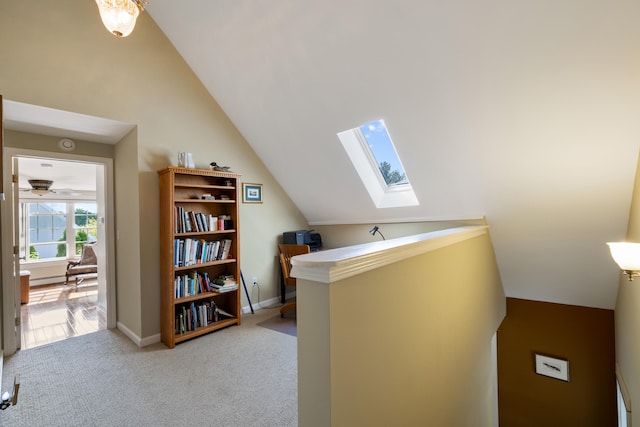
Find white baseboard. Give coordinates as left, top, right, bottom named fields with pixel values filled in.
left=116, top=321, right=160, bottom=347
left=115, top=321, right=140, bottom=346
left=242, top=293, right=294, bottom=313
left=115, top=297, right=287, bottom=348
left=140, top=333, right=161, bottom=347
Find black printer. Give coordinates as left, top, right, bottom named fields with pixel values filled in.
left=283, top=230, right=322, bottom=252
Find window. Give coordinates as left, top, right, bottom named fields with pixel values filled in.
left=27, top=202, right=67, bottom=259
left=22, top=202, right=97, bottom=261
left=360, top=120, right=408, bottom=186
left=73, top=203, right=98, bottom=250
left=338, top=119, right=418, bottom=208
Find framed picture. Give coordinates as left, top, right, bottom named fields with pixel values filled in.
left=535, top=354, right=570, bottom=382
left=242, top=183, right=263, bottom=203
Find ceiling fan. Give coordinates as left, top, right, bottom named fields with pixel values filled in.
left=20, top=179, right=79, bottom=197
left=26, top=179, right=55, bottom=196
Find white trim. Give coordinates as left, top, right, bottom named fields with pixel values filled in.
left=308, top=215, right=487, bottom=226
left=291, top=225, right=487, bottom=283
left=116, top=321, right=143, bottom=347
left=2, top=147, right=116, bottom=354
left=242, top=294, right=292, bottom=314
left=616, top=363, right=632, bottom=414
left=3, top=100, right=135, bottom=145
left=115, top=322, right=162, bottom=348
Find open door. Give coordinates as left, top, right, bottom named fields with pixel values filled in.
left=0, top=118, right=20, bottom=355
left=0, top=95, right=4, bottom=353
left=95, top=164, right=107, bottom=314
left=0, top=95, right=4, bottom=355
left=0, top=96, right=20, bottom=410
left=10, top=157, right=20, bottom=350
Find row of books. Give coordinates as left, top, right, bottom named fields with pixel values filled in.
left=173, top=238, right=232, bottom=267
left=174, top=272, right=238, bottom=299
left=174, top=206, right=233, bottom=234
left=175, top=301, right=233, bottom=335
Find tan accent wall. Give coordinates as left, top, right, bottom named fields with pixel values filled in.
left=0, top=1, right=308, bottom=341
left=298, top=231, right=505, bottom=426
left=312, top=218, right=487, bottom=249
left=616, top=150, right=640, bottom=420
left=498, top=298, right=615, bottom=426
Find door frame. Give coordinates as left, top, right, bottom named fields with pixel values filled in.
left=1, top=147, right=116, bottom=355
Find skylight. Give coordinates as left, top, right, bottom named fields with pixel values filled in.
left=338, top=119, right=418, bottom=208
left=359, top=120, right=408, bottom=186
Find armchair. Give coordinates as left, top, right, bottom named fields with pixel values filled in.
left=65, top=243, right=98, bottom=288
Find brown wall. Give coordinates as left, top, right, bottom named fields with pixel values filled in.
left=498, top=298, right=615, bottom=427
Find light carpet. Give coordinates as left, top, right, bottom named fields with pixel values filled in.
left=0, top=307, right=297, bottom=427
left=256, top=315, right=297, bottom=337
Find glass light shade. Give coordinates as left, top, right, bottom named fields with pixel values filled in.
left=607, top=242, right=640, bottom=271
left=95, top=0, right=141, bottom=38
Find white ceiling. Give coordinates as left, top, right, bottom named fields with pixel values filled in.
left=6, top=1, right=637, bottom=309
left=145, top=0, right=640, bottom=310
left=17, top=157, right=97, bottom=194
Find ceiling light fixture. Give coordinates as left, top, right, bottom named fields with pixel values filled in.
left=607, top=242, right=640, bottom=281
left=369, top=225, right=385, bottom=240
left=95, top=0, right=148, bottom=38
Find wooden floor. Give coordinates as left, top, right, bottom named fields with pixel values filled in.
left=20, top=279, right=106, bottom=350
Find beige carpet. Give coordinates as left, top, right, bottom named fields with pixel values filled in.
left=1, top=307, right=297, bottom=427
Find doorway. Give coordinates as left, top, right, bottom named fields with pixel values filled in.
left=16, top=156, right=106, bottom=349
left=2, top=148, right=115, bottom=353
left=1, top=99, right=126, bottom=356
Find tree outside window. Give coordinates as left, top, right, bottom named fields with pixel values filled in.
left=24, top=202, right=97, bottom=261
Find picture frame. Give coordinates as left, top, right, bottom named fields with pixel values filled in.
left=534, top=354, right=570, bottom=382
left=242, top=183, right=263, bottom=203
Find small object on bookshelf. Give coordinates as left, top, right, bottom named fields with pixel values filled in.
left=159, top=166, right=242, bottom=348
left=178, top=152, right=195, bottom=168
left=209, top=161, right=231, bottom=172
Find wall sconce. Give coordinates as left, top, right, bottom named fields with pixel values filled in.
left=95, top=0, right=148, bottom=38
left=607, top=242, right=640, bottom=281
left=369, top=226, right=385, bottom=240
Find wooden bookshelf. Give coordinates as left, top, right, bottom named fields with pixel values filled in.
left=158, top=166, right=242, bottom=348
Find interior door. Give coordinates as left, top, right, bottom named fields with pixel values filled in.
left=11, top=157, right=20, bottom=350
left=96, top=164, right=107, bottom=314
left=0, top=156, right=20, bottom=355
left=0, top=94, right=4, bottom=355
left=1, top=97, right=21, bottom=355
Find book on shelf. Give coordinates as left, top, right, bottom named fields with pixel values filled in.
left=174, top=271, right=215, bottom=298
left=175, top=300, right=224, bottom=335
left=175, top=207, right=220, bottom=234
left=173, top=238, right=233, bottom=267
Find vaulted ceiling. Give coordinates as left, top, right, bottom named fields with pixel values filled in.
left=146, top=0, right=640, bottom=309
